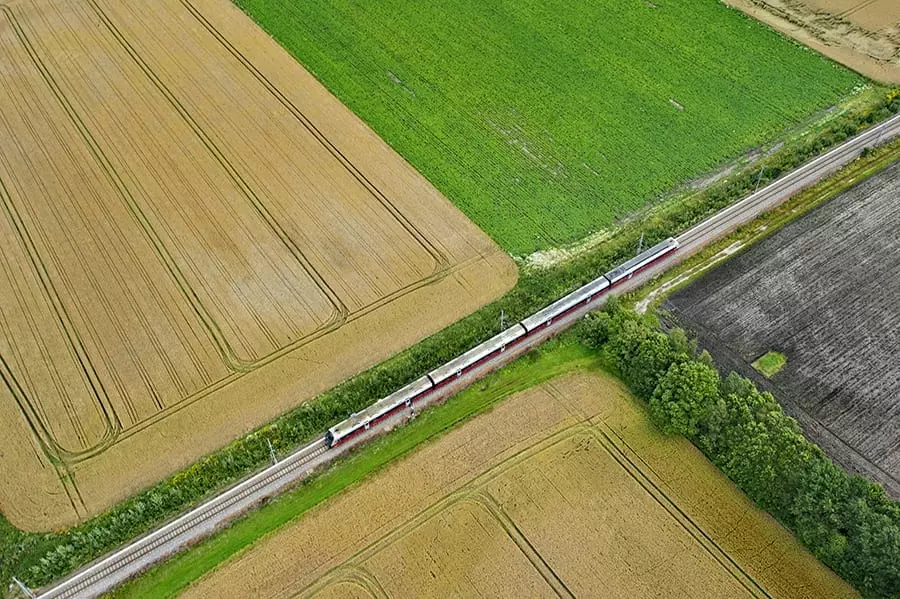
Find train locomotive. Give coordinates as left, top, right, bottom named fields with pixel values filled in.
left=325, top=237, right=678, bottom=448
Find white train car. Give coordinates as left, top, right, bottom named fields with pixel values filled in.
left=520, top=275, right=611, bottom=333
left=325, top=236, right=679, bottom=448
left=326, top=375, right=433, bottom=447
left=428, top=324, right=528, bottom=387
left=604, top=237, right=678, bottom=285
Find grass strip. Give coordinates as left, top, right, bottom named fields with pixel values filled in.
left=752, top=351, right=787, bottom=379
left=111, top=339, right=596, bottom=598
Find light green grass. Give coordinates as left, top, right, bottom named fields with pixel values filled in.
left=112, top=339, right=597, bottom=598
left=234, top=0, right=862, bottom=254
left=752, top=351, right=787, bottom=378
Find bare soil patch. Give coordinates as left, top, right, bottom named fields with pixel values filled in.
left=666, top=160, right=900, bottom=498
left=726, top=0, right=900, bottom=82
left=182, top=372, right=855, bottom=599
left=0, top=0, right=515, bottom=531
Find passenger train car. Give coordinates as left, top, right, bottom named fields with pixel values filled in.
left=325, top=237, right=678, bottom=447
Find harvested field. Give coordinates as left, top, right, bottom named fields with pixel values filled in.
left=182, top=371, right=855, bottom=599
left=666, top=159, right=900, bottom=498
left=726, top=0, right=900, bottom=82
left=235, top=0, right=863, bottom=254
left=0, top=0, right=515, bottom=531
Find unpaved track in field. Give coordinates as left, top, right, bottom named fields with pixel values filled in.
left=726, top=0, right=900, bottom=82
left=0, top=0, right=515, bottom=531
left=182, top=373, right=856, bottom=599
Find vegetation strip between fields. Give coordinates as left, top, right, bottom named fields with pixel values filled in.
left=113, top=140, right=900, bottom=598
left=109, top=340, right=597, bottom=598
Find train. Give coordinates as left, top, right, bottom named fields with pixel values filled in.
left=324, top=237, right=679, bottom=448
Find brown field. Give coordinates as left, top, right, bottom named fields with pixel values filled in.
left=725, top=0, right=900, bottom=82
left=183, top=372, right=856, bottom=599
left=0, top=0, right=515, bottom=531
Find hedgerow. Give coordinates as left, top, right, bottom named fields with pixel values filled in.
left=2, top=90, right=898, bottom=593
left=579, top=304, right=900, bottom=599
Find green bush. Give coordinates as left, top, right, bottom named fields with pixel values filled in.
left=649, top=360, right=720, bottom=437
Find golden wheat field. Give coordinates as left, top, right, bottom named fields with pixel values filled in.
left=726, top=0, right=900, bottom=82
left=183, top=372, right=857, bottom=599
left=0, top=0, right=515, bottom=531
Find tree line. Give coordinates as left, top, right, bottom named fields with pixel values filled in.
left=579, top=300, right=900, bottom=599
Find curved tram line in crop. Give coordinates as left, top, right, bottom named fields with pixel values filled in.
left=0, top=0, right=514, bottom=527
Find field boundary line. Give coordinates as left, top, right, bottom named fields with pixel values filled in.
left=0, top=4, right=251, bottom=382
left=177, top=0, right=480, bottom=328
left=0, top=0, right=495, bottom=468
left=467, top=490, right=575, bottom=599
left=289, top=420, right=589, bottom=599
left=589, top=425, right=772, bottom=599
left=0, top=7, right=122, bottom=467
left=84, top=0, right=350, bottom=368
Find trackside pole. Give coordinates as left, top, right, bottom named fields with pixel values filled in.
left=267, top=439, right=277, bottom=466
left=754, top=166, right=765, bottom=192
left=11, top=578, right=36, bottom=599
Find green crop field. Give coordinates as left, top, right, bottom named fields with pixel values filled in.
left=235, top=0, right=862, bottom=255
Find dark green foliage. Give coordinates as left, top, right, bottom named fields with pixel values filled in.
left=596, top=308, right=900, bottom=598
left=649, top=360, right=719, bottom=437
left=2, top=92, right=899, bottom=592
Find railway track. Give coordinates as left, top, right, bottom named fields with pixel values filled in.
left=677, top=113, right=900, bottom=250
left=38, top=439, right=329, bottom=599
left=34, top=113, right=900, bottom=599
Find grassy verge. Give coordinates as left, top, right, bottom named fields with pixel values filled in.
left=3, top=91, right=898, bottom=593
left=633, top=136, right=900, bottom=313
left=111, top=339, right=596, bottom=598
left=752, top=351, right=787, bottom=378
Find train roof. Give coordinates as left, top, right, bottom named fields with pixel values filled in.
left=327, top=375, right=433, bottom=440
left=520, top=275, right=610, bottom=332
left=428, top=324, right=526, bottom=385
left=604, top=237, right=678, bottom=283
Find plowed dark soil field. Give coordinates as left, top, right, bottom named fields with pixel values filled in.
left=666, top=160, right=900, bottom=498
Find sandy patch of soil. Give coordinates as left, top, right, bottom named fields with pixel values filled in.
left=0, top=0, right=515, bottom=531
left=726, top=0, right=900, bottom=83
left=183, top=372, right=856, bottom=599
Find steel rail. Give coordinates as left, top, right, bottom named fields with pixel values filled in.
left=34, top=112, right=900, bottom=599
